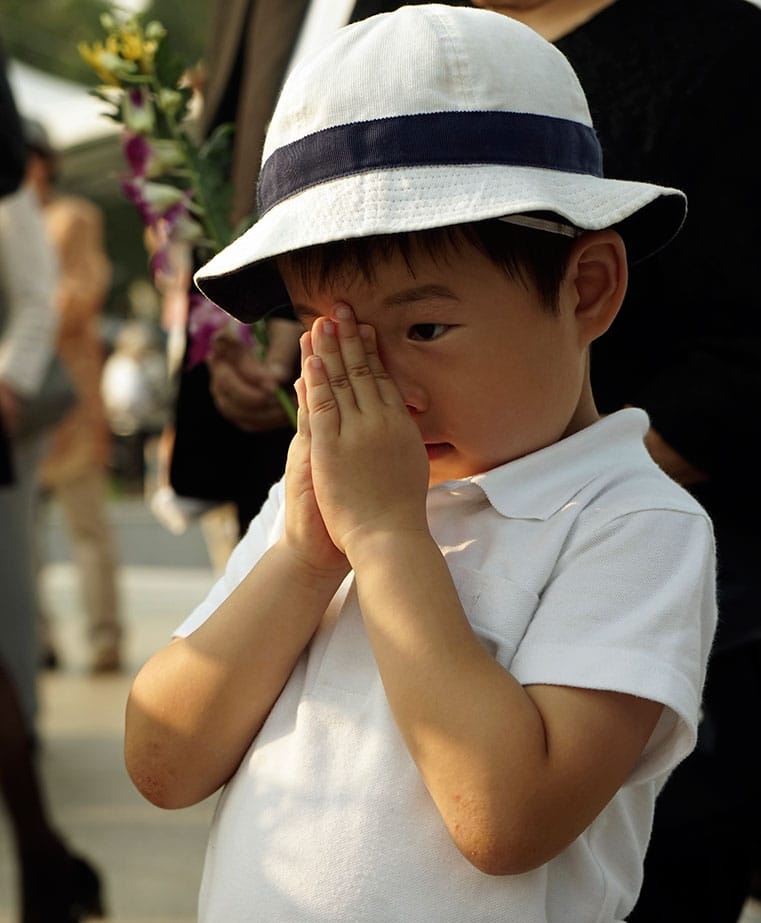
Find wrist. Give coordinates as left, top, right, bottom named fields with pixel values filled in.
left=344, top=525, right=434, bottom=572
left=273, top=536, right=350, bottom=593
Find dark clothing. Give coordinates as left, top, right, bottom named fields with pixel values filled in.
left=170, top=362, right=293, bottom=534
left=556, top=2, right=761, bottom=918
left=558, top=0, right=761, bottom=652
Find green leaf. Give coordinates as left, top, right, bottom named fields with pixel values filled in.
left=153, top=30, right=188, bottom=90
left=188, top=123, right=235, bottom=249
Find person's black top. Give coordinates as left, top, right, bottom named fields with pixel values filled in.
left=556, top=0, right=761, bottom=651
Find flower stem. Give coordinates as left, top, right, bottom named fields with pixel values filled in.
left=276, top=386, right=298, bottom=429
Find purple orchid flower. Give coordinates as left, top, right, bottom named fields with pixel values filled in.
left=186, top=293, right=252, bottom=370
left=122, top=87, right=155, bottom=133
left=123, top=133, right=152, bottom=177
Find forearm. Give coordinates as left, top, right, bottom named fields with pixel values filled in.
left=125, top=540, right=343, bottom=809
left=349, top=531, right=554, bottom=873
left=350, top=531, right=659, bottom=875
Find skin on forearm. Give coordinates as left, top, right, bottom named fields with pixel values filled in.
left=348, top=529, right=663, bottom=875
left=124, top=539, right=345, bottom=809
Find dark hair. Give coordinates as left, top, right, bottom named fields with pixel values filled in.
left=276, top=218, right=576, bottom=314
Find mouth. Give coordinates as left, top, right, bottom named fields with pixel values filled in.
left=425, top=442, right=453, bottom=462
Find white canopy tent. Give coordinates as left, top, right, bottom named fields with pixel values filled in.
left=7, top=58, right=118, bottom=150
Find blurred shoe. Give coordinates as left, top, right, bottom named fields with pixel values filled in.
left=90, top=646, right=121, bottom=674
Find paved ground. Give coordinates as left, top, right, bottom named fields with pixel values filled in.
left=1, top=495, right=760, bottom=922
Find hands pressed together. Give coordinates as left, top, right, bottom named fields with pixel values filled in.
left=285, top=303, right=430, bottom=575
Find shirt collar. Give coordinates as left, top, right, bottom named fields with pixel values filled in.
left=430, top=409, right=651, bottom=521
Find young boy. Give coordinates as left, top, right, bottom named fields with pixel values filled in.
left=125, top=6, right=717, bottom=921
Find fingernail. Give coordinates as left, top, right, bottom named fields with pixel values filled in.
left=322, top=320, right=335, bottom=336
left=333, top=304, right=352, bottom=320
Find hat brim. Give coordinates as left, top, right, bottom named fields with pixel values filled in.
left=194, top=163, right=686, bottom=324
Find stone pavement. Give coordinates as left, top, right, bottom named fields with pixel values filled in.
left=1, top=495, right=760, bottom=922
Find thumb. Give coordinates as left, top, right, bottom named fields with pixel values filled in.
left=264, top=318, right=301, bottom=382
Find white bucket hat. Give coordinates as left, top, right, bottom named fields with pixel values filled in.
left=194, top=3, right=686, bottom=323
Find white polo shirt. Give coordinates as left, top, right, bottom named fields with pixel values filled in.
left=176, top=408, right=716, bottom=923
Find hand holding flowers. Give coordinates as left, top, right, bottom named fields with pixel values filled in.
left=79, top=11, right=296, bottom=427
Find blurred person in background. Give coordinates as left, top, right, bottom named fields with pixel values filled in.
left=0, top=42, right=105, bottom=922
left=24, top=119, right=124, bottom=675
left=0, top=116, right=59, bottom=739
left=101, top=316, right=170, bottom=492
left=476, top=1, right=761, bottom=919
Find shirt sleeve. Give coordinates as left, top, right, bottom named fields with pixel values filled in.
left=509, top=504, right=717, bottom=783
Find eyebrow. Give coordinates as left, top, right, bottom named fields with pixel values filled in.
left=381, top=284, right=459, bottom=307
left=290, top=284, right=459, bottom=324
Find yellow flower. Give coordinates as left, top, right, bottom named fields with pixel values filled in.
left=119, top=30, right=143, bottom=61
left=139, top=39, right=159, bottom=72
left=104, top=34, right=121, bottom=57
left=108, top=19, right=159, bottom=73
left=78, top=40, right=122, bottom=86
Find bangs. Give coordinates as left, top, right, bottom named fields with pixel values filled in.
left=275, top=220, right=575, bottom=312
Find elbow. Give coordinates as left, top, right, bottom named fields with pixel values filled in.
left=124, top=714, right=218, bottom=809
left=124, top=743, right=193, bottom=810
left=445, top=801, right=560, bottom=877
left=453, top=829, right=549, bottom=878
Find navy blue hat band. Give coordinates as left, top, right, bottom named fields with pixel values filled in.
left=257, top=110, right=603, bottom=217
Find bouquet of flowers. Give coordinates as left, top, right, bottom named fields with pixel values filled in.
left=79, top=11, right=296, bottom=427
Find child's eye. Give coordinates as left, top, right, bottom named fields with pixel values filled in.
left=408, top=323, right=449, bottom=342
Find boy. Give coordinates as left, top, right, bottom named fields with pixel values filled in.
left=125, top=6, right=717, bottom=921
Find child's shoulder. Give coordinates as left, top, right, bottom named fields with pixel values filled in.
left=573, top=420, right=712, bottom=536
left=477, top=409, right=710, bottom=528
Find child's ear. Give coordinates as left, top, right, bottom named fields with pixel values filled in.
left=563, top=230, right=627, bottom=345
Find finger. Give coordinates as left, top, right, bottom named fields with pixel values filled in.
left=294, top=376, right=310, bottom=439
left=265, top=318, right=301, bottom=380
left=302, top=353, right=341, bottom=438
left=357, top=323, right=406, bottom=408
left=309, top=315, right=360, bottom=415
left=311, top=306, right=379, bottom=413
left=299, top=329, right=314, bottom=367
left=211, top=361, right=271, bottom=407
left=333, top=304, right=390, bottom=411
